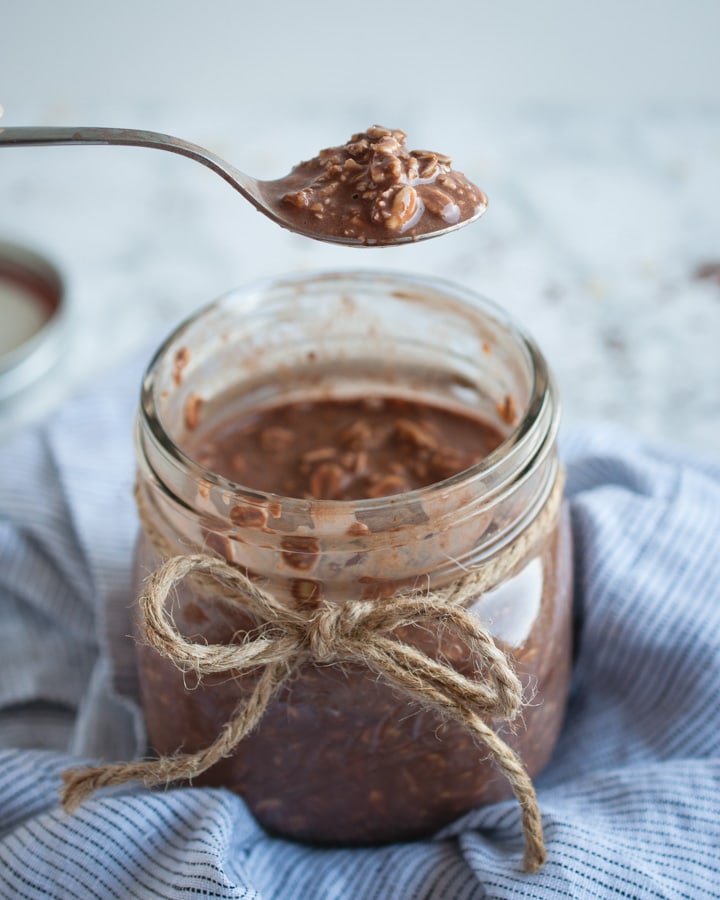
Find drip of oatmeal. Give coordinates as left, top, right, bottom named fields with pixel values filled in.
left=263, top=126, right=487, bottom=245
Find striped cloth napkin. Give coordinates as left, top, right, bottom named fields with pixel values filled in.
left=1, top=358, right=719, bottom=899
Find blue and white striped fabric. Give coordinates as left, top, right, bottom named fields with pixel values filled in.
left=2, top=359, right=720, bottom=899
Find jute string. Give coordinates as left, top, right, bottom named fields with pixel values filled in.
left=61, top=469, right=565, bottom=873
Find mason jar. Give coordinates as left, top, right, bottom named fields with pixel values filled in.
left=132, top=269, right=573, bottom=845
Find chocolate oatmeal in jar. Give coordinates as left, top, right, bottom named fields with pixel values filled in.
left=131, top=270, right=572, bottom=852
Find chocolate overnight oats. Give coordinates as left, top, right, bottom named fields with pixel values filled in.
left=129, top=271, right=573, bottom=848
left=189, top=395, right=505, bottom=501
left=264, top=125, right=488, bottom=244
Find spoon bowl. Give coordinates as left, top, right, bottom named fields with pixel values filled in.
left=0, top=126, right=487, bottom=246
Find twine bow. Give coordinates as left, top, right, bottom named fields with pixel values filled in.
left=62, top=470, right=565, bottom=873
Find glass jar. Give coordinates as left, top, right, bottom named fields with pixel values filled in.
left=132, top=269, right=573, bottom=845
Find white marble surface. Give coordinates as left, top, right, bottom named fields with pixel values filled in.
left=1, top=103, right=720, bottom=456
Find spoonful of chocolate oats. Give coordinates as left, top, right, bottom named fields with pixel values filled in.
left=267, top=125, right=488, bottom=244
left=0, top=124, right=487, bottom=246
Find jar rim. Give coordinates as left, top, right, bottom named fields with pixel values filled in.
left=0, top=240, right=66, bottom=402
left=139, top=268, right=558, bottom=514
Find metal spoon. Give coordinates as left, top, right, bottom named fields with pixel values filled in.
left=0, top=126, right=487, bottom=246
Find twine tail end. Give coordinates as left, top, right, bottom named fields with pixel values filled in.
left=60, top=758, right=163, bottom=813
left=61, top=765, right=116, bottom=813
left=522, top=840, right=547, bottom=874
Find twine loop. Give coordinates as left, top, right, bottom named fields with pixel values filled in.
left=61, top=468, right=565, bottom=873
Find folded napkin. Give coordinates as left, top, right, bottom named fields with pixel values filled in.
left=1, top=358, right=720, bottom=899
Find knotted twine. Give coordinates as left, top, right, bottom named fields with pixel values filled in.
left=61, top=468, right=565, bottom=873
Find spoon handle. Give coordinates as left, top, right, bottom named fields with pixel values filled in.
left=0, top=125, right=258, bottom=199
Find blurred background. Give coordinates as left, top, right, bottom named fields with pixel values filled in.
left=1, top=0, right=720, bottom=452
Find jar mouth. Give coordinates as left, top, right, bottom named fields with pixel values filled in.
left=139, top=268, right=558, bottom=516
